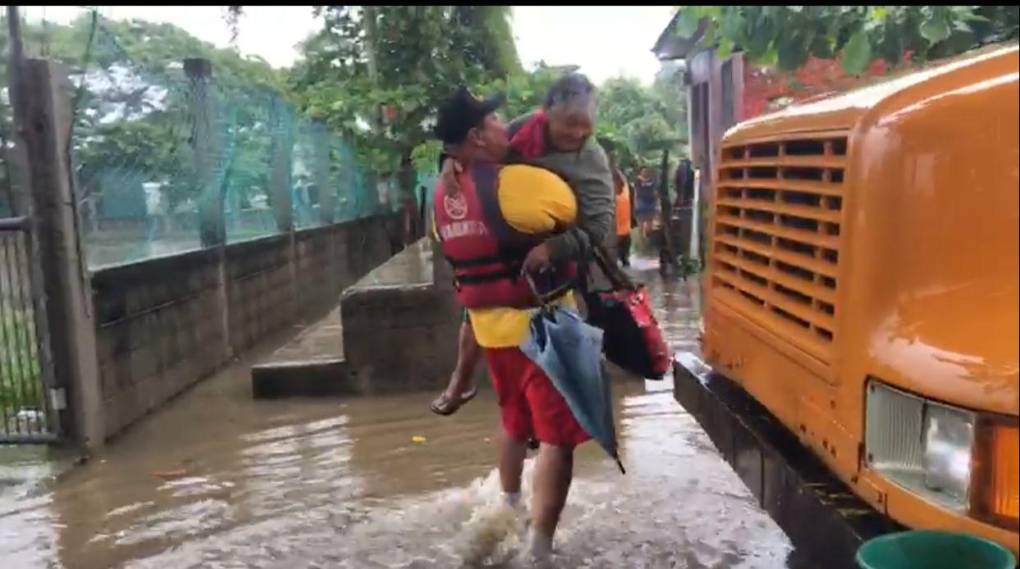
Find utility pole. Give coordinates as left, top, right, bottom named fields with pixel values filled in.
left=7, top=6, right=29, bottom=216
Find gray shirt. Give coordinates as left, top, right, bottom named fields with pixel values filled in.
left=507, top=112, right=615, bottom=263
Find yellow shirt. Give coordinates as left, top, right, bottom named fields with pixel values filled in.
left=463, top=165, right=578, bottom=348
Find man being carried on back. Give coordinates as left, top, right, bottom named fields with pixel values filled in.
left=431, top=86, right=593, bottom=560
left=430, top=73, right=614, bottom=417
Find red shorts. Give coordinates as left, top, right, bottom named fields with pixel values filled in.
left=484, top=347, right=591, bottom=448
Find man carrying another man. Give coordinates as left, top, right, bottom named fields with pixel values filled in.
left=430, top=73, right=615, bottom=418
left=431, top=85, right=602, bottom=560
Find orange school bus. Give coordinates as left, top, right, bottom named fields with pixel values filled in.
left=697, top=45, right=1019, bottom=556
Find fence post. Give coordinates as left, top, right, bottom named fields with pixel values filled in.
left=185, top=58, right=225, bottom=248
left=268, top=95, right=303, bottom=315
left=14, top=58, right=104, bottom=447
left=269, top=95, right=294, bottom=233
left=313, top=125, right=336, bottom=225
left=185, top=57, right=233, bottom=361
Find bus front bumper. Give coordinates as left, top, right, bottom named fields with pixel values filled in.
left=671, top=352, right=899, bottom=569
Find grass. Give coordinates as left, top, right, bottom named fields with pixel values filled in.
left=0, top=307, right=45, bottom=430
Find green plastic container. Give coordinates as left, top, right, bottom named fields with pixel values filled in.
left=856, top=530, right=1016, bottom=569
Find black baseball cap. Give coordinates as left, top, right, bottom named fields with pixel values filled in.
left=434, top=86, right=506, bottom=146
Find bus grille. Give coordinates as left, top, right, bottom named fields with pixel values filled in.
left=711, top=133, right=848, bottom=363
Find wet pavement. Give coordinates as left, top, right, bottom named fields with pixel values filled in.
left=256, top=305, right=346, bottom=365
left=1, top=256, right=803, bottom=569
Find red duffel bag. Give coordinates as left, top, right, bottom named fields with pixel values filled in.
left=582, top=246, right=671, bottom=380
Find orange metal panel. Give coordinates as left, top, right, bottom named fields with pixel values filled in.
left=702, top=44, right=1020, bottom=556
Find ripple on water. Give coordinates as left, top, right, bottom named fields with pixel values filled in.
left=5, top=259, right=795, bottom=568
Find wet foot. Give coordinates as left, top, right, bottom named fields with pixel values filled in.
left=516, top=528, right=554, bottom=565
left=430, top=384, right=478, bottom=416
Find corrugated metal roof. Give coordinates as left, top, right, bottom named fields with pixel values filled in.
left=651, top=11, right=708, bottom=61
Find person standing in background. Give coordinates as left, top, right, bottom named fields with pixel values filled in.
left=673, top=158, right=694, bottom=209
left=401, top=192, right=420, bottom=245
left=612, top=160, right=634, bottom=267
left=632, top=165, right=658, bottom=238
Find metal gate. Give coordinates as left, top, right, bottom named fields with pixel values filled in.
left=0, top=7, right=74, bottom=444
left=1, top=45, right=60, bottom=442
left=0, top=216, right=58, bottom=442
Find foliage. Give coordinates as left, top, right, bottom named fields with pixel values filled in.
left=406, top=62, right=689, bottom=180
left=597, top=75, right=687, bottom=174
left=477, top=63, right=554, bottom=122
left=410, top=139, right=443, bottom=176
left=289, top=7, right=521, bottom=189
left=1, top=12, right=292, bottom=213
left=675, top=6, right=1020, bottom=74
left=94, top=16, right=283, bottom=91
left=4, top=13, right=283, bottom=90
left=0, top=308, right=42, bottom=420
left=404, top=63, right=562, bottom=176
left=225, top=6, right=243, bottom=45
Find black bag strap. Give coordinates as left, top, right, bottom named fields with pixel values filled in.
left=572, top=223, right=637, bottom=294
left=590, top=242, right=637, bottom=292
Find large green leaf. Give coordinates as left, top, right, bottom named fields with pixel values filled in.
left=878, top=24, right=904, bottom=65
left=717, top=37, right=734, bottom=59
left=684, top=5, right=1017, bottom=76
left=778, top=32, right=810, bottom=70
left=810, top=30, right=835, bottom=59
left=841, top=29, right=873, bottom=74
left=920, top=15, right=951, bottom=45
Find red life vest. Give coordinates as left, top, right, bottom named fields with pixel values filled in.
left=433, top=161, right=575, bottom=309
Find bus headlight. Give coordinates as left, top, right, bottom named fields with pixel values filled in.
left=922, top=403, right=975, bottom=504
left=865, top=381, right=975, bottom=512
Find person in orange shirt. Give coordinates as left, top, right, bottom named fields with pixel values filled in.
left=611, top=156, right=635, bottom=267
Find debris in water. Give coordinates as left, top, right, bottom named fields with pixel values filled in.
left=412, top=435, right=427, bottom=444
left=151, top=468, right=189, bottom=480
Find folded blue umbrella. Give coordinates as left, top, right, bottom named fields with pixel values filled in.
left=520, top=305, right=625, bottom=474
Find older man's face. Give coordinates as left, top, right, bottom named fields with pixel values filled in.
left=547, top=104, right=594, bottom=153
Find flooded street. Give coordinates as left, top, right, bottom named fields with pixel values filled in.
left=1, top=257, right=798, bottom=568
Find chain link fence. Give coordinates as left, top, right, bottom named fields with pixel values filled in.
left=52, top=12, right=389, bottom=268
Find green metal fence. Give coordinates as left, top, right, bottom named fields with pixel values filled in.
left=62, top=15, right=385, bottom=269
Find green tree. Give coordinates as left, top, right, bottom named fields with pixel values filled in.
left=597, top=76, right=687, bottom=173
left=411, top=62, right=601, bottom=176
left=2, top=13, right=292, bottom=213
left=289, top=6, right=520, bottom=194
left=674, top=6, right=1020, bottom=74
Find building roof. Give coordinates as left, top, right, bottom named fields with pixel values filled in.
left=725, top=44, right=1018, bottom=144
left=651, top=10, right=709, bottom=61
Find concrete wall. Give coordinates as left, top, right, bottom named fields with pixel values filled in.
left=340, top=238, right=464, bottom=394
left=92, top=215, right=397, bottom=439
left=227, top=234, right=294, bottom=354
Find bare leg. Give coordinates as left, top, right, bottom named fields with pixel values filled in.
left=499, top=428, right=528, bottom=495
left=529, top=443, right=575, bottom=552
left=431, top=320, right=482, bottom=415
left=445, top=319, right=481, bottom=398
left=618, top=234, right=631, bottom=267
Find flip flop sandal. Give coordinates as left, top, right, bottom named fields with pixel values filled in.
left=430, top=386, right=478, bottom=416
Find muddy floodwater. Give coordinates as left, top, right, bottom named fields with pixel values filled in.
left=1, top=257, right=806, bottom=568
